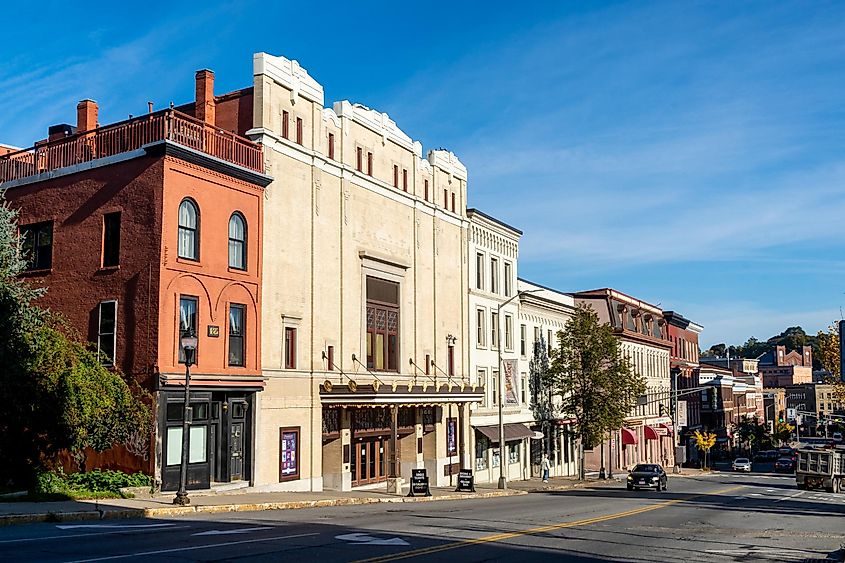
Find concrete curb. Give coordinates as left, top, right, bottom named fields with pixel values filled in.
left=0, top=489, right=525, bottom=526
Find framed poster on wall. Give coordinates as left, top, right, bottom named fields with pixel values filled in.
left=279, top=427, right=300, bottom=482
left=446, top=418, right=457, bottom=456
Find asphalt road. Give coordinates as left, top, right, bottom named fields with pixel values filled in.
left=1, top=472, right=843, bottom=562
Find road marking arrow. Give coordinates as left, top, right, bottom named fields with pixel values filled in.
left=335, top=533, right=410, bottom=546
left=192, top=527, right=273, bottom=536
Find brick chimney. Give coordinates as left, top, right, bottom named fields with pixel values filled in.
left=195, top=69, right=215, bottom=126
left=77, top=99, right=98, bottom=133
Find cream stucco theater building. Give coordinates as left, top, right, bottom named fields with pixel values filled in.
left=246, top=53, right=482, bottom=491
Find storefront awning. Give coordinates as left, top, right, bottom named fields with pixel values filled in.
left=621, top=427, right=638, bottom=445
left=644, top=425, right=669, bottom=440
left=659, top=423, right=674, bottom=436
left=474, top=424, right=534, bottom=443
left=320, top=381, right=484, bottom=405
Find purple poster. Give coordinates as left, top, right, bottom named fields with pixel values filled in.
left=280, top=428, right=299, bottom=480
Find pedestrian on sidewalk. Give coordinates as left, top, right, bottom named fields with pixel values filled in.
left=542, top=453, right=550, bottom=483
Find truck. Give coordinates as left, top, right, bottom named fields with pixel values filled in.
left=795, top=446, right=845, bottom=493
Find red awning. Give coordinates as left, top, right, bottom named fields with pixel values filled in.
left=659, top=423, right=674, bottom=436
left=621, top=427, right=638, bottom=445
left=644, top=425, right=668, bottom=440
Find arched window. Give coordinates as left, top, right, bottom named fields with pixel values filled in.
left=228, top=212, right=247, bottom=270
left=177, top=198, right=199, bottom=260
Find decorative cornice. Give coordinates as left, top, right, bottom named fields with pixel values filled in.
left=254, top=52, right=324, bottom=105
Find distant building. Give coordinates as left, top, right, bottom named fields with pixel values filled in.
left=573, top=289, right=674, bottom=471
left=758, top=345, right=813, bottom=387
left=763, top=388, right=786, bottom=426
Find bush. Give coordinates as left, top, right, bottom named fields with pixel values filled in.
left=32, top=469, right=152, bottom=500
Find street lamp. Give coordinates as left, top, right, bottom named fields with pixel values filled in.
left=497, top=288, right=541, bottom=490
left=174, top=329, right=198, bottom=506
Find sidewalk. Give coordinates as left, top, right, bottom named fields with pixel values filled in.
left=0, top=470, right=717, bottom=526
left=0, top=483, right=526, bottom=526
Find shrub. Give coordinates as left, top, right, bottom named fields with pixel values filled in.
left=32, top=469, right=152, bottom=500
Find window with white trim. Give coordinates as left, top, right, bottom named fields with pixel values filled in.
left=97, top=300, right=117, bottom=365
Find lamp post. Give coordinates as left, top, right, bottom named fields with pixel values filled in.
left=497, top=288, right=541, bottom=490
left=174, top=329, right=198, bottom=506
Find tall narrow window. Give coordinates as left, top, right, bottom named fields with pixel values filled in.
left=328, top=133, right=335, bottom=160
left=425, top=354, right=431, bottom=375
left=177, top=199, right=199, bottom=260
left=476, top=309, right=486, bottom=346
left=505, top=315, right=513, bottom=351
left=179, top=295, right=198, bottom=364
left=520, top=324, right=527, bottom=356
left=478, top=368, right=487, bottom=406
left=356, top=147, right=363, bottom=171
left=443, top=189, right=448, bottom=208
left=491, top=312, right=499, bottom=349
left=451, top=192, right=455, bottom=212
left=367, top=152, right=373, bottom=176
left=490, top=257, right=499, bottom=294
left=295, top=117, right=303, bottom=144
left=20, top=221, right=53, bottom=270
left=548, top=329, right=553, bottom=355
left=503, top=262, right=512, bottom=297
left=424, top=179, right=429, bottom=201
left=393, top=165, right=399, bottom=188
left=492, top=370, right=499, bottom=406
left=475, top=253, right=484, bottom=290
left=102, top=212, right=120, bottom=267
left=366, top=277, right=399, bottom=372
left=402, top=169, right=408, bottom=192
left=282, top=110, right=289, bottom=139
left=97, top=300, right=117, bottom=365
left=327, top=345, right=334, bottom=370
left=285, top=327, right=297, bottom=369
left=228, top=212, right=247, bottom=270
left=228, top=304, right=245, bottom=367
left=448, top=344, right=454, bottom=377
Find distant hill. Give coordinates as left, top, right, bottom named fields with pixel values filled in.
left=701, top=326, right=820, bottom=369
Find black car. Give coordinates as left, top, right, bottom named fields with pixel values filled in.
left=774, top=457, right=796, bottom=473
left=627, top=464, right=668, bottom=491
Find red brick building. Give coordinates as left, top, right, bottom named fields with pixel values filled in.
left=1, top=70, right=271, bottom=490
left=663, top=311, right=703, bottom=465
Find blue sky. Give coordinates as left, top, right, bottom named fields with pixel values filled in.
left=2, top=1, right=844, bottom=347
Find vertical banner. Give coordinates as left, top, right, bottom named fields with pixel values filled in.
left=839, top=319, right=845, bottom=383
left=503, top=359, right=519, bottom=405
left=676, top=400, right=687, bottom=427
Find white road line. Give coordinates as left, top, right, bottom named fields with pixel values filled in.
left=774, top=490, right=804, bottom=503
left=62, top=532, right=320, bottom=562
left=0, top=526, right=191, bottom=544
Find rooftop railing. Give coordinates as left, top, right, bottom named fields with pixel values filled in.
left=0, top=110, right=263, bottom=183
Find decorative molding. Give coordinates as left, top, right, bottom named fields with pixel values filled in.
left=428, top=149, right=467, bottom=180
left=254, top=52, right=324, bottom=105
left=333, top=101, right=416, bottom=153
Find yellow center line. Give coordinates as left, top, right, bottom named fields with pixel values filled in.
left=352, top=485, right=745, bottom=563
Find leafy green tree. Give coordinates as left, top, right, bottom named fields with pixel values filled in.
left=548, top=303, right=645, bottom=480
left=0, top=196, right=151, bottom=486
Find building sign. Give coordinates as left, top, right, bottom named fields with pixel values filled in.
left=503, top=359, right=519, bottom=405
left=677, top=400, right=687, bottom=427
left=455, top=469, right=475, bottom=492
left=786, top=408, right=797, bottom=421
left=279, top=427, right=300, bottom=482
left=407, top=468, right=431, bottom=497
left=207, top=325, right=220, bottom=337
left=446, top=418, right=457, bottom=456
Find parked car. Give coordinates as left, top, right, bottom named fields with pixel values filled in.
left=775, top=457, right=796, bottom=473
left=732, top=457, right=752, bottom=472
left=627, top=464, right=668, bottom=491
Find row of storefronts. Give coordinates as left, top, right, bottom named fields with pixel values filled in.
left=3, top=51, right=694, bottom=492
